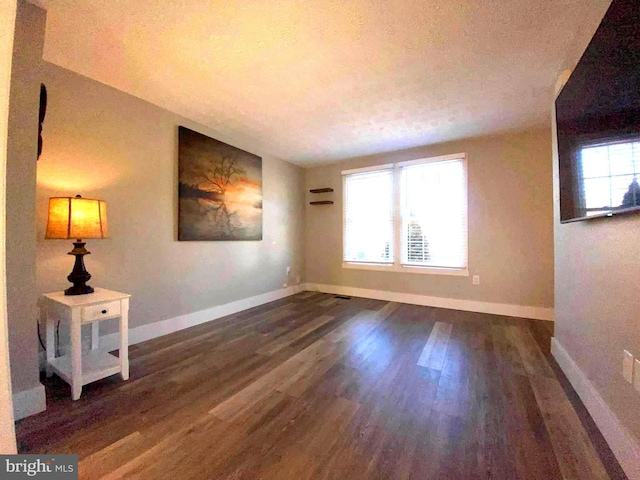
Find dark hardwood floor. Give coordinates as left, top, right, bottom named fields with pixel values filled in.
left=16, top=292, right=627, bottom=479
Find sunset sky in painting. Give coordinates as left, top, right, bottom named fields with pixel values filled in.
left=224, top=177, right=262, bottom=205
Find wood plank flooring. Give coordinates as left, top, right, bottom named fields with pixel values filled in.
left=16, top=292, right=627, bottom=479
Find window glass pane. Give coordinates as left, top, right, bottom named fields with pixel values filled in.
left=613, top=175, right=639, bottom=207
left=400, top=159, right=467, bottom=269
left=343, top=169, right=393, bottom=263
left=608, top=142, right=635, bottom=176
left=583, top=177, right=613, bottom=210
left=581, top=146, right=610, bottom=178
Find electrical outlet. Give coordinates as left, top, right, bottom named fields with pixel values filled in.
left=472, top=275, right=480, bottom=285
left=286, top=266, right=290, bottom=275
left=282, top=283, right=288, bottom=288
left=623, top=350, right=634, bottom=383
left=634, top=359, right=640, bottom=392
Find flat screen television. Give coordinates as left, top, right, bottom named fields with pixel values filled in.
left=556, top=0, right=640, bottom=223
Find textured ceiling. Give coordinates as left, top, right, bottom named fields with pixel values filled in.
left=40, top=0, right=611, bottom=165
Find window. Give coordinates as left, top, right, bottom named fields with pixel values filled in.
left=343, top=167, right=394, bottom=264
left=579, top=139, right=640, bottom=216
left=342, top=153, right=468, bottom=275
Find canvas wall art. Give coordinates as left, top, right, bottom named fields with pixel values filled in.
left=178, top=126, right=263, bottom=241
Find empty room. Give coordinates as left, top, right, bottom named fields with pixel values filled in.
left=0, top=0, right=639, bottom=478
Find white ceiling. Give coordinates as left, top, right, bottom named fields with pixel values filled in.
left=39, top=0, right=611, bottom=165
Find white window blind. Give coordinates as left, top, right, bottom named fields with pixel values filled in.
left=343, top=169, right=394, bottom=263
left=400, top=158, right=467, bottom=269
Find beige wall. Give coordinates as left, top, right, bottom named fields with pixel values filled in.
left=552, top=4, right=640, bottom=442
left=305, top=128, right=554, bottom=309
left=36, top=62, right=305, bottom=336
left=0, top=0, right=17, bottom=453
left=6, top=0, right=45, bottom=395
left=553, top=139, right=640, bottom=442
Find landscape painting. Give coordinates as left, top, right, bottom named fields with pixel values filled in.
left=178, top=126, right=262, bottom=241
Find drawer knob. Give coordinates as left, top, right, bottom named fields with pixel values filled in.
left=101, top=309, right=107, bottom=314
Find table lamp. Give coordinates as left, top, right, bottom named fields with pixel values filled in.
left=45, top=195, right=109, bottom=295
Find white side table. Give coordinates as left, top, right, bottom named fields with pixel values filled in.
left=41, top=288, right=131, bottom=400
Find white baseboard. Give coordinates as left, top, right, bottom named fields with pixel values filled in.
left=551, top=337, right=640, bottom=480
left=304, top=283, right=553, bottom=321
left=13, top=383, right=46, bottom=421
left=99, top=285, right=304, bottom=351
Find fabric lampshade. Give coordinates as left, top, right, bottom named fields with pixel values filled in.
left=45, top=196, right=109, bottom=240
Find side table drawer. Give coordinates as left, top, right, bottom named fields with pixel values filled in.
left=81, top=300, right=121, bottom=323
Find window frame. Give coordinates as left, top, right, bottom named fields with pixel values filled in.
left=342, top=153, right=469, bottom=277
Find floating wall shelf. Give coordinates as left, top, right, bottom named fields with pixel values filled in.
left=309, top=188, right=334, bottom=193
left=309, top=187, right=334, bottom=206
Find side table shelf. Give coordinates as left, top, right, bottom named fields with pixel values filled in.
left=48, top=351, right=121, bottom=386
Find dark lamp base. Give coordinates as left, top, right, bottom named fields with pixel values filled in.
left=65, top=284, right=94, bottom=296
left=64, top=240, right=95, bottom=296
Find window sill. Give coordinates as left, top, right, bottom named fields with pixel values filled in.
left=342, top=262, right=469, bottom=277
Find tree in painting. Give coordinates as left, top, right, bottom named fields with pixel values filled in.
left=192, top=154, right=246, bottom=196
left=178, top=127, right=262, bottom=241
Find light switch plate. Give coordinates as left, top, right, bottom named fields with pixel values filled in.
left=634, top=359, right=640, bottom=392
left=623, top=350, right=634, bottom=383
